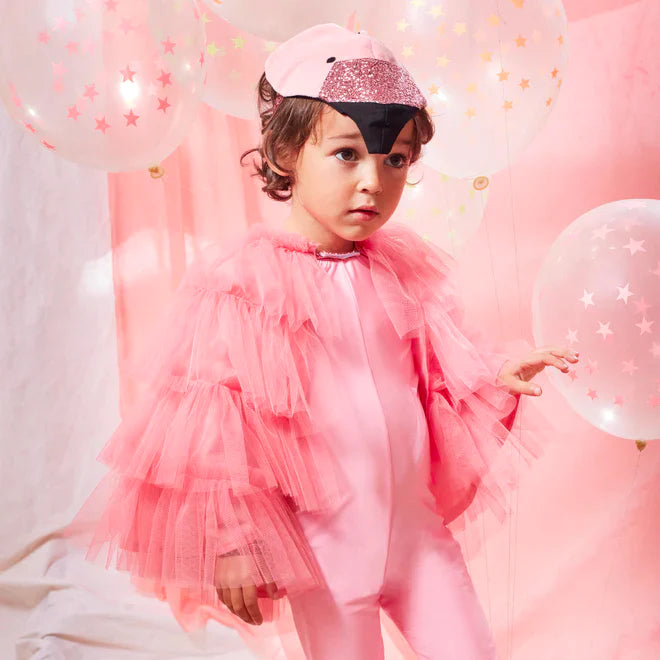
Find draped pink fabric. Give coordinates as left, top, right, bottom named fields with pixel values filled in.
left=104, top=2, right=660, bottom=658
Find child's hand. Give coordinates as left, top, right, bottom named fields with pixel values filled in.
left=214, top=551, right=281, bottom=626
left=497, top=345, right=580, bottom=397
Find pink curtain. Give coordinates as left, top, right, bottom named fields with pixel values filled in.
left=107, top=2, right=660, bottom=657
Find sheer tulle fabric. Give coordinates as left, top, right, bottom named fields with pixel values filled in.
left=64, top=221, right=549, bottom=634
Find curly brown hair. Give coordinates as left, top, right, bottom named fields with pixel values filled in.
left=240, top=73, right=435, bottom=202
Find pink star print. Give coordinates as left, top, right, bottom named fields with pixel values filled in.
left=119, top=18, right=134, bottom=35
left=566, top=328, right=579, bottom=344
left=635, top=317, right=653, bottom=335
left=587, top=388, right=598, bottom=400
left=613, top=395, right=624, bottom=406
left=120, top=65, right=136, bottom=82
left=67, top=104, right=81, bottom=120
left=53, top=16, right=69, bottom=31
left=157, top=70, right=172, bottom=87
left=162, top=37, right=176, bottom=54
left=65, top=41, right=79, bottom=54
left=157, top=97, right=171, bottom=113
left=621, top=359, right=638, bottom=375
left=95, top=116, right=110, bottom=133
left=568, top=369, right=578, bottom=382
left=579, top=290, right=595, bottom=309
left=83, top=83, right=99, bottom=101
left=38, top=30, right=50, bottom=44
left=123, top=109, right=139, bottom=126
left=591, top=224, right=614, bottom=240
left=622, top=238, right=646, bottom=255
left=596, top=321, right=613, bottom=339
left=105, top=0, right=119, bottom=11
left=615, top=284, right=634, bottom=304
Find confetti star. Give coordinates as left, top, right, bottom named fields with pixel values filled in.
left=120, top=65, right=137, bottom=82
left=587, top=388, right=598, bottom=400
left=428, top=83, right=439, bottom=95
left=157, top=69, right=172, bottom=87
left=52, top=78, right=64, bottom=93
left=232, top=34, right=245, bottom=49
left=632, top=297, right=651, bottom=315
left=498, top=69, right=510, bottom=81
left=429, top=5, right=444, bottom=18
left=557, top=35, right=564, bottom=45
left=566, top=328, right=579, bottom=344
left=95, top=116, right=110, bottom=133
left=453, top=23, right=467, bottom=36
left=579, top=289, right=595, bottom=309
left=67, top=104, right=81, bottom=120
left=488, top=14, right=501, bottom=27
left=23, top=121, right=36, bottom=133
left=105, top=0, right=118, bottom=11
left=623, top=237, right=646, bottom=255
left=402, top=45, right=414, bottom=58
left=591, top=224, right=615, bottom=239
left=511, top=0, right=525, bottom=7
left=546, top=98, right=553, bottom=107
left=480, top=50, right=493, bottom=62
left=635, top=317, right=653, bottom=335
left=207, top=41, right=220, bottom=56
left=596, top=321, right=613, bottom=339
left=568, top=369, right=578, bottom=382
left=613, top=395, right=624, bottom=406
left=157, top=96, right=171, bottom=113
left=162, top=36, right=176, bottom=54
left=83, top=83, right=99, bottom=101
left=38, top=30, right=50, bottom=44
left=466, top=82, right=478, bottom=93
left=616, top=283, right=634, bottom=304
left=119, top=18, right=134, bottom=35
left=621, top=359, right=638, bottom=375
left=397, top=18, right=410, bottom=31
left=519, top=78, right=530, bottom=90
left=465, top=107, right=476, bottom=119
left=436, top=54, right=450, bottom=67
left=502, top=100, right=513, bottom=111
left=515, top=34, right=527, bottom=47
left=53, top=16, right=69, bottom=31
left=65, top=41, right=79, bottom=54
left=123, top=109, right=139, bottom=126
left=551, top=67, right=559, bottom=78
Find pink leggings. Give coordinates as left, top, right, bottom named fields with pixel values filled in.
left=287, top=521, right=497, bottom=659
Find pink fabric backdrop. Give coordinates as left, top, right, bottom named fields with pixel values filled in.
left=107, top=1, right=660, bottom=657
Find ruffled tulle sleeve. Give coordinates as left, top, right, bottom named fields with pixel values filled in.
left=63, top=236, right=350, bottom=632
left=365, top=223, right=547, bottom=535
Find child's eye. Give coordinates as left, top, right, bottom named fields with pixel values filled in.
left=335, top=148, right=357, bottom=162
left=387, top=153, right=410, bottom=169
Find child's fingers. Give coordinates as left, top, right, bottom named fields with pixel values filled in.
left=242, top=584, right=263, bottom=625
left=229, top=586, right=258, bottom=625
left=263, top=581, right=280, bottom=600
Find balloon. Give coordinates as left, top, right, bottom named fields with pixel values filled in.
left=201, top=12, right=275, bottom=120
left=532, top=199, right=660, bottom=441
left=391, top=165, right=489, bottom=258
left=0, top=0, right=205, bottom=171
left=201, top=0, right=369, bottom=43
left=359, top=0, right=569, bottom=178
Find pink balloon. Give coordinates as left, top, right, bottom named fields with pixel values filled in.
left=359, top=0, right=569, bottom=178
left=0, top=0, right=206, bottom=171
left=201, top=13, right=275, bottom=120
left=532, top=199, right=660, bottom=441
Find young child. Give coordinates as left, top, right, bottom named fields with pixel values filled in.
left=66, top=23, right=578, bottom=659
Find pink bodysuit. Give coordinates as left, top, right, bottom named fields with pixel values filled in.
left=287, top=248, right=497, bottom=659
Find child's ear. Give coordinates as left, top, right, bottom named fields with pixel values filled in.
left=264, top=153, right=290, bottom=177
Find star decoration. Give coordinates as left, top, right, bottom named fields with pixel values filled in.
left=568, top=369, right=578, bottom=382
left=67, top=104, right=81, bottom=120
left=104, top=0, right=118, bottom=11
left=465, top=107, right=476, bottom=119
left=616, top=283, right=634, bottom=304
left=557, top=35, right=564, bottom=45
left=38, top=30, right=50, bottom=44
left=65, top=41, right=79, bottom=54
left=466, top=82, right=477, bottom=93
left=649, top=394, right=660, bottom=408
left=162, top=37, right=176, bottom=54
left=633, top=297, right=651, bottom=315
left=397, top=18, right=410, bottom=31
left=53, top=16, right=69, bottom=31
left=453, top=23, right=467, bottom=36
left=207, top=41, right=221, bottom=56
left=635, top=317, right=653, bottom=335
left=119, top=18, right=134, bottom=35
left=84, top=83, right=99, bottom=101
left=519, top=78, right=530, bottom=91
left=515, top=35, right=527, bottom=48
left=488, top=14, right=501, bottom=27
left=579, top=290, right=595, bottom=309
left=120, top=65, right=137, bottom=82
left=586, top=358, right=598, bottom=375
left=498, top=69, right=510, bottom=81
left=502, top=100, right=513, bottom=111
left=157, top=97, right=171, bottom=113
left=621, top=359, right=638, bottom=375
left=232, top=35, right=245, bottom=49
left=591, top=224, right=614, bottom=240
left=429, top=5, right=444, bottom=18
left=546, top=98, right=553, bottom=107
left=566, top=328, right=579, bottom=344
left=551, top=67, right=559, bottom=78
left=480, top=50, right=493, bottom=63
left=622, top=237, right=646, bottom=255
left=428, top=84, right=439, bottom=95
left=157, top=69, right=172, bottom=87
left=587, top=388, right=598, bottom=400
left=95, top=116, right=110, bottom=133
left=52, top=78, right=64, bottom=93
left=613, top=395, right=624, bottom=406
left=596, top=321, right=613, bottom=339
left=123, top=109, right=139, bottom=126
left=402, top=45, right=414, bottom=58
left=436, top=54, right=450, bottom=67
left=511, top=0, right=525, bottom=7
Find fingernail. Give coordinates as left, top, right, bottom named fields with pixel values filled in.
left=533, top=386, right=541, bottom=395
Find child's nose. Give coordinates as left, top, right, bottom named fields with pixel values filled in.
left=358, top=162, right=384, bottom=194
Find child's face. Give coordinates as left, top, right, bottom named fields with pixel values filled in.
left=284, top=105, right=414, bottom=251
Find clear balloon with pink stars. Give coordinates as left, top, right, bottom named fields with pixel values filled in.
left=532, top=199, right=660, bottom=442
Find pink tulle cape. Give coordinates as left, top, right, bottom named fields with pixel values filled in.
left=63, top=221, right=549, bottom=642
